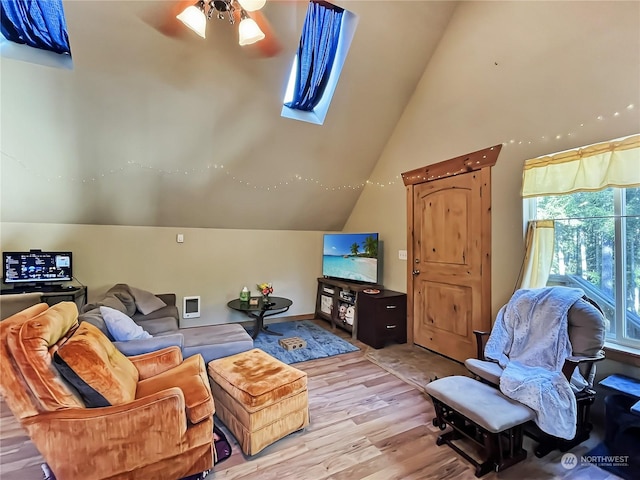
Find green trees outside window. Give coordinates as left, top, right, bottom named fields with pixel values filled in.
left=534, top=187, right=640, bottom=348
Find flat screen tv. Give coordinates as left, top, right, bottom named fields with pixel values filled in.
left=3, top=251, right=73, bottom=285
left=322, top=233, right=380, bottom=284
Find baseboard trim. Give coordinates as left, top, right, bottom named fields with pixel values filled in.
left=240, top=313, right=315, bottom=328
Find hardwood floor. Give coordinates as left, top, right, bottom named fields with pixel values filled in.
left=0, top=321, right=621, bottom=480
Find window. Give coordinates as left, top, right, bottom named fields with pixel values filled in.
left=530, top=187, right=640, bottom=349
left=522, top=134, right=640, bottom=351
left=281, top=0, right=358, bottom=125
left=1, top=0, right=73, bottom=69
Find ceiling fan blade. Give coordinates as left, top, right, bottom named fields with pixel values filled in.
left=246, top=9, right=282, bottom=58
left=142, top=0, right=194, bottom=39
left=144, top=0, right=283, bottom=56
left=232, top=7, right=282, bottom=58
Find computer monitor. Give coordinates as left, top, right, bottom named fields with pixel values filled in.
left=3, top=251, right=73, bottom=285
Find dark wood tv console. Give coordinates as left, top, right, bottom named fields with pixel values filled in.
left=356, top=289, right=407, bottom=349
left=314, top=277, right=383, bottom=339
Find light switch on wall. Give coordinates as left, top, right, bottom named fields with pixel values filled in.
left=398, top=250, right=407, bottom=260
left=177, top=234, right=184, bottom=243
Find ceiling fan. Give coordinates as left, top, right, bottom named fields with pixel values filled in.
left=146, top=0, right=282, bottom=58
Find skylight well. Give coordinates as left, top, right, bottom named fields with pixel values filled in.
left=0, top=0, right=73, bottom=69
left=282, top=0, right=358, bottom=125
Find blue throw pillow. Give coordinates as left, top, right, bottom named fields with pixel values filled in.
left=100, top=306, right=152, bottom=341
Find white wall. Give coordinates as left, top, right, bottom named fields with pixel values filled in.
left=0, top=1, right=456, bottom=232
left=346, top=1, right=640, bottom=316
left=2, top=1, right=639, bottom=331
left=0, top=223, right=323, bottom=327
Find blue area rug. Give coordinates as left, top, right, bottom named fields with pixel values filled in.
left=249, top=320, right=358, bottom=364
left=585, top=442, right=636, bottom=480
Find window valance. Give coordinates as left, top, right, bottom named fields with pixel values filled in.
left=521, top=134, right=640, bottom=198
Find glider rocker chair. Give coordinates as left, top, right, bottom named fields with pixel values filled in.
left=0, top=301, right=215, bottom=480
left=425, top=287, right=606, bottom=477
left=465, top=287, right=607, bottom=457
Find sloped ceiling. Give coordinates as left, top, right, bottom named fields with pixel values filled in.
left=0, top=1, right=457, bottom=230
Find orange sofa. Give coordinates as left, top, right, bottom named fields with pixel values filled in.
left=0, top=301, right=215, bottom=480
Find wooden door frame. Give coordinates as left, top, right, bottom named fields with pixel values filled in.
left=402, top=144, right=502, bottom=345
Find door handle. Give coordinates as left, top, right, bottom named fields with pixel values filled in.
left=412, top=269, right=420, bottom=275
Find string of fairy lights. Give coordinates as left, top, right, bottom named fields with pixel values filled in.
left=1, top=153, right=403, bottom=191
left=2, top=103, right=635, bottom=190
left=501, top=104, right=636, bottom=147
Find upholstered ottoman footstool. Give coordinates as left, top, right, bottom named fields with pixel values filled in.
left=207, top=348, right=309, bottom=455
left=425, top=376, right=536, bottom=477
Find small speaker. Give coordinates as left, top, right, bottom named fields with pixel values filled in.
left=183, top=296, right=201, bottom=319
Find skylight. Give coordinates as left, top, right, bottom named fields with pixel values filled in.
left=282, top=0, right=358, bottom=125
left=0, top=0, right=73, bottom=69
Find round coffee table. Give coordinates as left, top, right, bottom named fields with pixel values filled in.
left=227, top=296, right=292, bottom=339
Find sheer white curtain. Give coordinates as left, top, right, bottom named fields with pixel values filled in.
left=516, top=220, right=555, bottom=290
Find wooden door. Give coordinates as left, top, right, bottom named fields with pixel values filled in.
left=402, top=145, right=501, bottom=362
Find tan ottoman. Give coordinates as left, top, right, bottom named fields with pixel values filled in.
left=207, top=348, right=309, bottom=455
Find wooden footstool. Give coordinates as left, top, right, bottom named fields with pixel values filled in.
left=207, top=348, right=309, bottom=455
left=425, top=376, right=535, bottom=477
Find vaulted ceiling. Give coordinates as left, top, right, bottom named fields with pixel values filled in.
left=0, top=1, right=458, bottom=230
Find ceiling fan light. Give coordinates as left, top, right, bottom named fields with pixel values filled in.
left=238, top=16, right=265, bottom=45
left=237, top=0, right=266, bottom=12
left=176, top=3, right=207, bottom=38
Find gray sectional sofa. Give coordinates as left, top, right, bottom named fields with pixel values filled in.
left=78, top=284, right=253, bottom=362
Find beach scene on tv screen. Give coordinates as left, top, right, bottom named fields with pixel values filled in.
left=323, top=233, right=378, bottom=283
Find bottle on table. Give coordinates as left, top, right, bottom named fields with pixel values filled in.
left=239, top=286, right=250, bottom=302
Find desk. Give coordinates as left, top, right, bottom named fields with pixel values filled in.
left=0, top=286, right=87, bottom=311
left=227, top=296, right=292, bottom=339
left=600, top=374, right=640, bottom=415
left=42, top=287, right=87, bottom=309
left=598, top=374, right=640, bottom=477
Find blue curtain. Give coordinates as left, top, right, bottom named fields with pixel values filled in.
left=285, top=0, right=343, bottom=111
left=1, top=0, right=70, bottom=55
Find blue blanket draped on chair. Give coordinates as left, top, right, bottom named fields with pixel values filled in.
left=484, top=286, right=585, bottom=439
